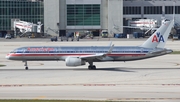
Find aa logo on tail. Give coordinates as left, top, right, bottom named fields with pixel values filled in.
left=152, top=32, right=164, bottom=42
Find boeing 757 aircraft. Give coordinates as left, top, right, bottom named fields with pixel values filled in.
left=6, top=19, right=174, bottom=70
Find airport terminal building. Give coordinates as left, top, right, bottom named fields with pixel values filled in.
left=44, top=0, right=123, bottom=37
left=0, top=0, right=180, bottom=37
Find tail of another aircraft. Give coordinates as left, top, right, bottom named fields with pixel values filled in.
left=140, top=19, right=174, bottom=48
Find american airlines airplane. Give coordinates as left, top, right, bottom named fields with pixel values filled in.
left=6, top=19, right=174, bottom=70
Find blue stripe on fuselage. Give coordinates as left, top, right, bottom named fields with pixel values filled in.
left=22, top=51, right=149, bottom=53
left=11, top=46, right=152, bottom=54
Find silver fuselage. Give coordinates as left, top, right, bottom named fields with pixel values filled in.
left=6, top=46, right=172, bottom=62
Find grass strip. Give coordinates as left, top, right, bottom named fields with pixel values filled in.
left=0, top=100, right=143, bottom=102
left=0, top=64, right=6, bottom=67
left=171, top=51, right=180, bottom=54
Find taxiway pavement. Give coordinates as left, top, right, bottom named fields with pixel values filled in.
left=0, top=41, right=180, bottom=101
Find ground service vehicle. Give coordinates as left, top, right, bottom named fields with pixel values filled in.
left=101, top=30, right=108, bottom=38
left=51, top=36, right=58, bottom=42
left=5, top=34, right=11, bottom=39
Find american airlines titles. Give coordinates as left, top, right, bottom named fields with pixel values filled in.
left=27, top=47, right=54, bottom=52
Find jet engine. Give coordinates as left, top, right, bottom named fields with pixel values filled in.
left=65, top=57, right=86, bottom=66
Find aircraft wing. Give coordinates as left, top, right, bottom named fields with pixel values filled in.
left=79, top=53, right=105, bottom=60
left=79, top=44, right=114, bottom=60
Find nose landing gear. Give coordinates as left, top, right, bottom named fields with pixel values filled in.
left=24, top=61, right=28, bottom=70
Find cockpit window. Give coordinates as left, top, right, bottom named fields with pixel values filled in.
left=10, top=47, right=26, bottom=53
left=10, top=48, right=18, bottom=53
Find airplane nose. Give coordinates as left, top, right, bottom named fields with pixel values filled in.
left=5, top=54, right=10, bottom=59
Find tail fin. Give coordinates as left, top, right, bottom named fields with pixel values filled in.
left=140, top=19, right=174, bottom=48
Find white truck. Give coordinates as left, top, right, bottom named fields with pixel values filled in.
left=101, top=30, right=108, bottom=38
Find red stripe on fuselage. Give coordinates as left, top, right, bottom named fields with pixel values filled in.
left=8, top=53, right=146, bottom=57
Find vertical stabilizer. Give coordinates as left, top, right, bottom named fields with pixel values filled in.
left=140, top=19, right=174, bottom=48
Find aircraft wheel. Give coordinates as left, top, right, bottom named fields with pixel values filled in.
left=88, top=65, right=96, bottom=70
left=88, top=66, right=91, bottom=70
left=25, top=67, right=28, bottom=70
left=92, top=65, right=96, bottom=70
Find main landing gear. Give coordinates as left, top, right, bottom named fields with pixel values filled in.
left=24, top=61, right=28, bottom=70
left=88, top=62, right=96, bottom=70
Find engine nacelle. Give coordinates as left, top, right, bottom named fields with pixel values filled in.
left=65, top=57, right=86, bottom=67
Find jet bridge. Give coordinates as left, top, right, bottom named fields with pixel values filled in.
left=13, top=19, right=43, bottom=38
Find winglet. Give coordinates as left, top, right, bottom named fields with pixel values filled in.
left=107, top=44, right=114, bottom=54
left=109, top=41, right=112, bottom=47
